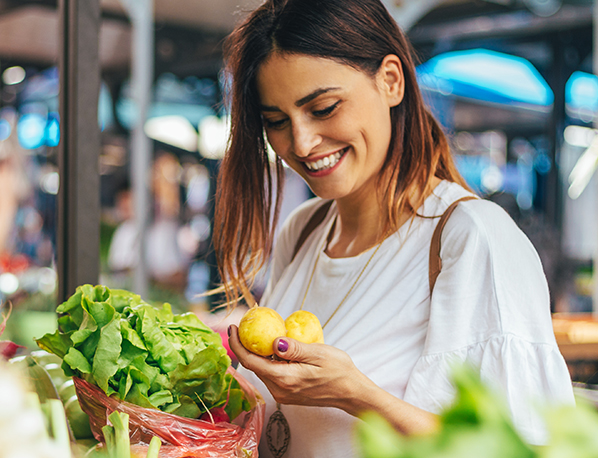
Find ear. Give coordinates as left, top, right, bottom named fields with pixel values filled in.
left=377, top=54, right=405, bottom=107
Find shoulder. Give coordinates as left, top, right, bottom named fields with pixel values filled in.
left=263, top=197, right=331, bottom=297
left=274, top=197, right=330, bottom=264
left=427, top=181, right=526, bottom=253
left=433, top=193, right=552, bottom=341
left=442, top=197, right=533, bottom=259
left=277, top=197, right=328, bottom=243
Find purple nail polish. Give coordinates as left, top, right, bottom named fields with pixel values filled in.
left=277, top=339, right=289, bottom=353
left=227, top=325, right=232, bottom=337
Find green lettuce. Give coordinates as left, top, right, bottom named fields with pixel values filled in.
left=36, top=284, right=250, bottom=420
left=357, top=365, right=598, bottom=458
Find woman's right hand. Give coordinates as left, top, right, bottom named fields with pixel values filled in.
left=228, top=324, right=439, bottom=436
left=228, top=323, right=372, bottom=413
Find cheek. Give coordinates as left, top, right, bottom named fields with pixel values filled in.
left=265, top=131, right=288, bottom=157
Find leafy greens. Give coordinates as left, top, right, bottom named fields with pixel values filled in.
left=36, top=284, right=250, bottom=421
left=357, top=365, right=598, bottom=458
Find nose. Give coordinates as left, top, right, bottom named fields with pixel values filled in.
left=291, top=120, right=321, bottom=158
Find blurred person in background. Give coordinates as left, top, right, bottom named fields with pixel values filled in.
left=147, top=152, right=189, bottom=287
left=0, top=152, right=20, bottom=257
left=107, top=152, right=190, bottom=289
left=0, top=126, right=30, bottom=257
left=215, top=0, right=575, bottom=456
left=0, top=122, right=41, bottom=280
left=107, top=182, right=139, bottom=277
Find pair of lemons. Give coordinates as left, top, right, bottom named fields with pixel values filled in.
left=238, top=307, right=324, bottom=356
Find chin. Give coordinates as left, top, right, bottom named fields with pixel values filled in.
left=308, top=187, right=348, bottom=201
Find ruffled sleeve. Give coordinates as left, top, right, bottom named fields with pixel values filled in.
left=403, top=334, right=574, bottom=444
left=403, top=199, right=574, bottom=445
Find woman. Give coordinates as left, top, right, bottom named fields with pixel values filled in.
left=213, top=0, right=574, bottom=456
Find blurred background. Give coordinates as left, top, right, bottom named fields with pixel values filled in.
left=1, top=0, right=598, bottom=383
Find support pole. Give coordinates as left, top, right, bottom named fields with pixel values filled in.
left=593, top=0, right=598, bottom=316
left=119, top=0, right=154, bottom=298
left=57, top=0, right=101, bottom=301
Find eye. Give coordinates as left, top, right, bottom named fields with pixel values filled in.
left=263, top=117, right=288, bottom=130
left=312, top=101, right=340, bottom=118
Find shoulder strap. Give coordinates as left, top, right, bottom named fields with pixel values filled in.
left=290, top=196, right=476, bottom=291
left=291, top=200, right=333, bottom=262
left=429, top=196, right=478, bottom=293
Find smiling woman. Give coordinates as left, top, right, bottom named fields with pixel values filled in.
left=256, top=54, right=399, bottom=204
left=212, top=0, right=575, bottom=457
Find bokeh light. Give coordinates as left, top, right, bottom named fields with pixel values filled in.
left=2, top=66, right=26, bottom=86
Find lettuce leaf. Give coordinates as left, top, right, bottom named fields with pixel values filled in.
left=35, top=284, right=248, bottom=420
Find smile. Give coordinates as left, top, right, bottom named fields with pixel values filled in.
left=304, top=148, right=347, bottom=172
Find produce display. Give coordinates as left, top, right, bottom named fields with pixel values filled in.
left=238, top=308, right=324, bottom=356
left=28, top=350, right=94, bottom=442
left=0, top=359, right=72, bottom=458
left=6, top=284, right=598, bottom=458
left=36, top=284, right=251, bottom=422
left=357, top=365, right=598, bottom=458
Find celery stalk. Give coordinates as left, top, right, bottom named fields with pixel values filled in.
left=48, top=399, right=71, bottom=456
left=102, top=424, right=116, bottom=455
left=107, top=411, right=130, bottom=458
left=146, top=436, right=162, bottom=458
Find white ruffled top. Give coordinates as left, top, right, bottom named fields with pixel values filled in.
left=238, top=180, right=575, bottom=458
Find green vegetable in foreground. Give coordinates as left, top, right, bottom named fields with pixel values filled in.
left=102, top=411, right=162, bottom=458
left=357, top=365, right=598, bottom=458
left=36, top=284, right=250, bottom=421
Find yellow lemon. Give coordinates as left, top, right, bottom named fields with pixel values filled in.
left=285, top=310, right=324, bottom=344
left=238, top=306, right=287, bottom=356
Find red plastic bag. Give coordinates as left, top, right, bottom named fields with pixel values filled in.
left=73, top=367, right=265, bottom=457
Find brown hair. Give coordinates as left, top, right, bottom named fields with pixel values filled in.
left=214, top=0, right=469, bottom=305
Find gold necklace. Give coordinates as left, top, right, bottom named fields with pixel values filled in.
left=266, top=233, right=384, bottom=458
left=300, top=240, right=384, bottom=328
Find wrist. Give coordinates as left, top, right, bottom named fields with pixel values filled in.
left=339, top=377, right=439, bottom=436
left=336, top=372, right=382, bottom=417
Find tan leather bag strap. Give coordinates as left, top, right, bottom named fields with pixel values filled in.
left=429, top=196, right=478, bottom=293
left=291, top=200, right=333, bottom=262
left=289, top=196, right=476, bottom=295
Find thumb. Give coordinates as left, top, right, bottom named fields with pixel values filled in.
left=273, top=336, right=318, bottom=363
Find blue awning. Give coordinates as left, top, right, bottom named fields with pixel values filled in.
left=417, top=48, right=553, bottom=109
left=565, top=71, right=598, bottom=122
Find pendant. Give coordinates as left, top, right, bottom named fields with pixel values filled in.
left=266, top=403, right=290, bottom=458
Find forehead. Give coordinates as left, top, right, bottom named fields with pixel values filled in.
left=256, top=53, right=371, bottom=104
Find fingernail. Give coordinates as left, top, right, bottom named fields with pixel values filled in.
left=277, top=339, right=288, bottom=353
left=227, top=325, right=232, bottom=337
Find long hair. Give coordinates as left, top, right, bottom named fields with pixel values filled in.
left=214, top=0, right=469, bottom=305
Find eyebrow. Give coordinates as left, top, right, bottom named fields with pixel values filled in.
left=259, top=87, right=341, bottom=112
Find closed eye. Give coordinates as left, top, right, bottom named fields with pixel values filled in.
left=263, top=117, right=288, bottom=129
left=313, top=101, right=340, bottom=117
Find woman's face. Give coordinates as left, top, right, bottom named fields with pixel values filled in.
left=256, top=53, right=404, bottom=202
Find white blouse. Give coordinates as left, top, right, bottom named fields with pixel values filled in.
left=238, top=180, right=574, bottom=458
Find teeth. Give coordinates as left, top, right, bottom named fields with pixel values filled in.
left=306, top=150, right=344, bottom=171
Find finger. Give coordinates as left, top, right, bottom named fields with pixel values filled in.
left=273, top=336, right=324, bottom=364
left=228, top=325, right=266, bottom=370
left=228, top=326, right=295, bottom=397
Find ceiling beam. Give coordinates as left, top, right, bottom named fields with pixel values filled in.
left=382, top=0, right=452, bottom=31
left=409, top=3, right=592, bottom=44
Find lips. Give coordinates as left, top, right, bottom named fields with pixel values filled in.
left=303, top=147, right=348, bottom=173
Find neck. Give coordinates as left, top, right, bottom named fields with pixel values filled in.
left=325, top=177, right=442, bottom=259
left=325, top=186, right=385, bottom=259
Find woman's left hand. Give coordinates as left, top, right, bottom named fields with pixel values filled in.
left=227, top=324, right=374, bottom=415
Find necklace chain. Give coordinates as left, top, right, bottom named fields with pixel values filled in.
left=299, top=241, right=383, bottom=329
left=269, top=228, right=384, bottom=457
